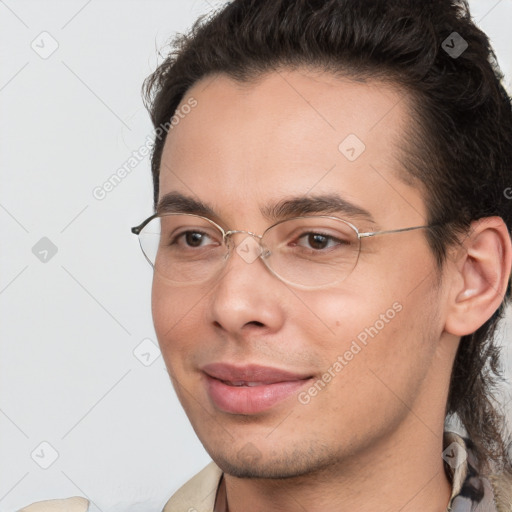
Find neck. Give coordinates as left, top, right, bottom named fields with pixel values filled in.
left=222, top=415, right=453, bottom=512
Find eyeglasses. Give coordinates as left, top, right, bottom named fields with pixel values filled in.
left=131, top=213, right=434, bottom=289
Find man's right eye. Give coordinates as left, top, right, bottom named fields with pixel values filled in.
left=168, top=229, right=221, bottom=249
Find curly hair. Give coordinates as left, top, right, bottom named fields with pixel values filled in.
left=142, top=0, right=512, bottom=473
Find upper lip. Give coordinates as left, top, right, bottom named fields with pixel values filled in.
left=201, top=363, right=312, bottom=384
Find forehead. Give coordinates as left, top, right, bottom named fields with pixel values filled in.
left=158, top=69, right=427, bottom=227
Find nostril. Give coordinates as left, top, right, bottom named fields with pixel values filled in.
left=247, top=321, right=265, bottom=327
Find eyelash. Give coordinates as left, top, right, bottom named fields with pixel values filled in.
left=170, top=230, right=348, bottom=251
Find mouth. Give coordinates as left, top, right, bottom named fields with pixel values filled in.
left=218, top=380, right=275, bottom=387
left=201, top=363, right=313, bottom=414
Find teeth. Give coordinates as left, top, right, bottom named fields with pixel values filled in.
left=224, top=380, right=266, bottom=387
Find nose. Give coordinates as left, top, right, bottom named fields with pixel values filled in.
left=207, top=232, right=286, bottom=336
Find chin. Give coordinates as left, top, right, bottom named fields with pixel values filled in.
left=207, top=442, right=339, bottom=480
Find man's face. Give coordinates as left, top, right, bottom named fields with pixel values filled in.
left=152, top=70, right=447, bottom=478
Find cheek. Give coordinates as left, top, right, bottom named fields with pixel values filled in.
left=298, top=283, right=403, bottom=349
left=295, top=286, right=440, bottom=435
left=151, top=278, right=206, bottom=364
left=298, top=274, right=438, bottom=385
left=151, top=279, right=173, bottom=345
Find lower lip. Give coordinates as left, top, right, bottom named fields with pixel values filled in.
left=204, top=374, right=311, bottom=414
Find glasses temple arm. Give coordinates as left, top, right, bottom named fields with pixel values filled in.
left=358, top=224, right=435, bottom=238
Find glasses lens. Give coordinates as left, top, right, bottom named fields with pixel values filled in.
left=136, top=214, right=361, bottom=288
left=138, top=214, right=227, bottom=283
left=262, top=217, right=361, bottom=287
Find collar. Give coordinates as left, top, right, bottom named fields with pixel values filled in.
left=443, top=431, right=499, bottom=511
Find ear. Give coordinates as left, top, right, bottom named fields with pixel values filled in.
left=444, top=217, right=512, bottom=337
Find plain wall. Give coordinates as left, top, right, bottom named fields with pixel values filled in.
left=1, top=1, right=511, bottom=510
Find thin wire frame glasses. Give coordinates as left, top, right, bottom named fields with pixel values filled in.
left=131, top=213, right=434, bottom=289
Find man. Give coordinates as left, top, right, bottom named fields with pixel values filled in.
left=22, top=0, right=512, bottom=511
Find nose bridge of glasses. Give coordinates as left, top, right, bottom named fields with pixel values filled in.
left=223, top=230, right=267, bottom=264
left=224, top=229, right=263, bottom=246
left=225, top=229, right=262, bottom=238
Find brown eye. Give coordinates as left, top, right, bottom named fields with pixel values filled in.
left=308, top=234, right=329, bottom=250
left=168, top=230, right=219, bottom=249
left=184, top=232, right=207, bottom=247
left=295, top=232, right=347, bottom=251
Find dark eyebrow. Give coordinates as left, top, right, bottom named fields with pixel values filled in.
left=157, top=192, right=217, bottom=218
left=157, top=192, right=375, bottom=225
left=261, top=194, right=375, bottom=224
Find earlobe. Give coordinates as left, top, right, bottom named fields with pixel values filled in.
left=445, top=217, right=512, bottom=337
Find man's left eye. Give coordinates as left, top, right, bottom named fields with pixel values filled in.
left=295, top=232, right=347, bottom=250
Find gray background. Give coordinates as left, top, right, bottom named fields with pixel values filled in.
left=1, top=0, right=511, bottom=510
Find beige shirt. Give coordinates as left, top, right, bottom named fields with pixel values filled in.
left=17, top=497, right=89, bottom=512
left=162, top=462, right=223, bottom=512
